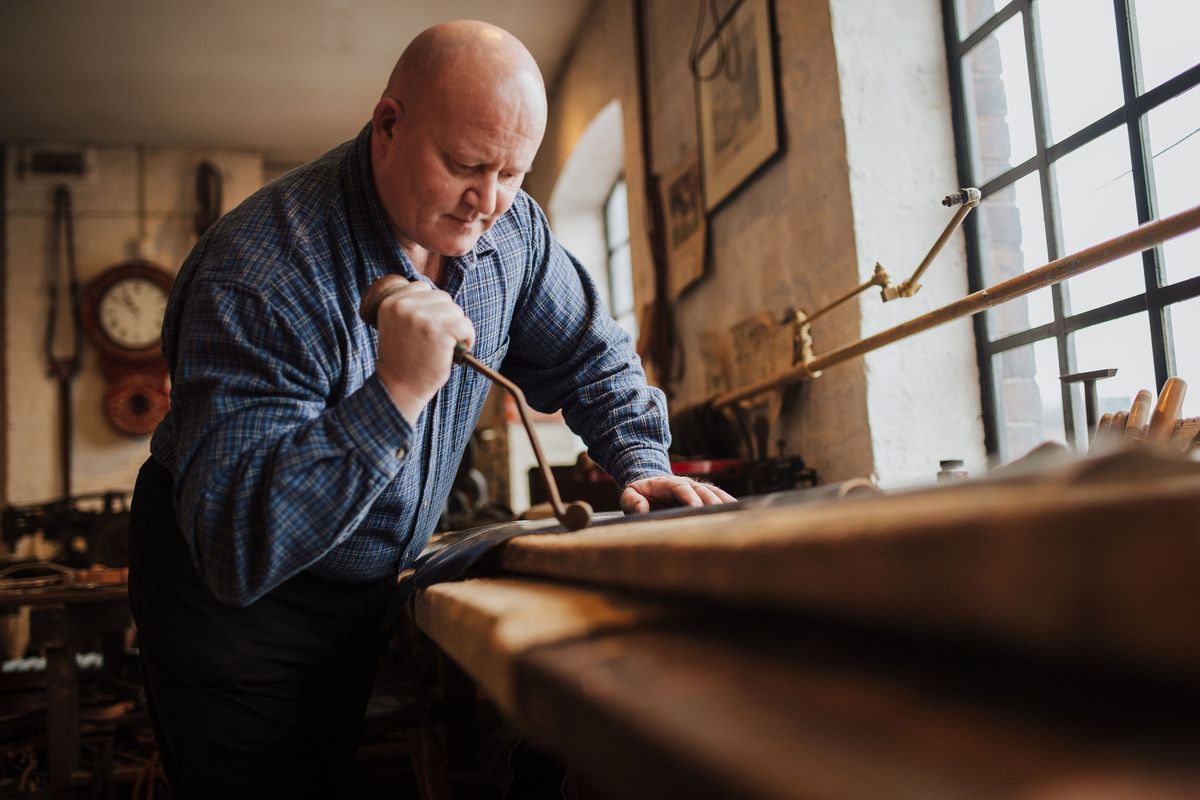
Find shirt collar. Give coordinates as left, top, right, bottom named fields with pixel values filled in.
left=345, top=123, right=414, bottom=281
left=473, top=226, right=498, bottom=256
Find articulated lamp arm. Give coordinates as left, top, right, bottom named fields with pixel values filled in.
left=880, top=187, right=982, bottom=302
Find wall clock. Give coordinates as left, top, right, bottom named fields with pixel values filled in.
left=82, top=260, right=174, bottom=436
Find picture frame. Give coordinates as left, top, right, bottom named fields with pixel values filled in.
left=658, top=153, right=707, bottom=298
left=694, top=0, right=782, bottom=213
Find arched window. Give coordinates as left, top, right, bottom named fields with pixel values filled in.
left=548, top=99, right=638, bottom=333
left=604, top=177, right=637, bottom=338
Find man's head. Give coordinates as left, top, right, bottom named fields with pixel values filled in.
left=371, top=20, right=548, bottom=259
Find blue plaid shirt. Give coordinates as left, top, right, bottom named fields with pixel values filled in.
left=151, top=123, right=670, bottom=606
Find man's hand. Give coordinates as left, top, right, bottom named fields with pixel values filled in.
left=620, top=475, right=737, bottom=514
left=374, top=281, right=475, bottom=424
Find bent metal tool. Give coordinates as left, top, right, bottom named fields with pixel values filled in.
left=359, top=274, right=593, bottom=531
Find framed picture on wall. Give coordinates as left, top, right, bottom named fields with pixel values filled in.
left=658, top=153, right=707, bottom=298
left=694, top=0, right=781, bottom=212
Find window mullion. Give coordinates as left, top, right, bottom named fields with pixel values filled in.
left=944, top=0, right=1195, bottom=458
left=1114, top=0, right=1174, bottom=386
left=956, top=0, right=1022, bottom=56
left=1023, top=0, right=1078, bottom=447
left=941, top=0, right=1001, bottom=457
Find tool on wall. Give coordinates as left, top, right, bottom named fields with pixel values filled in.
left=45, top=185, right=84, bottom=498
left=193, top=160, right=223, bottom=238
left=359, top=275, right=594, bottom=531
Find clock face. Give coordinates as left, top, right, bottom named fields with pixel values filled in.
left=98, top=277, right=168, bottom=350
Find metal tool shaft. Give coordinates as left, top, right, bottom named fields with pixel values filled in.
left=360, top=274, right=593, bottom=531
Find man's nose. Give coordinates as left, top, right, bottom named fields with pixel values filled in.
left=465, top=173, right=499, bottom=218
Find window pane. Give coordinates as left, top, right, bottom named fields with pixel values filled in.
left=1070, top=312, right=1156, bottom=423
left=1056, top=127, right=1143, bottom=315
left=980, top=173, right=1053, bottom=338
left=963, top=14, right=1037, bottom=184
left=994, top=337, right=1066, bottom=462
left=608, top=242, right=634, bottom=317
left=605, top=180, right=629, bottom=249
left=954, top=0, right=1001, bottom=40
left=1134, top=0, right=1200, bottom=93
left=1169, top=297, right=1200, bottom=418
left=1036, top=0, right=1124, bottom=144
left=1146, top=85, right=1200, bottom=286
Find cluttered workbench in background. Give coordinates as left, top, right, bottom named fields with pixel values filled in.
left=0, top=565, right=142, bottom=799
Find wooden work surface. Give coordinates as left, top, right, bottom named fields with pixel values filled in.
left=497, top=454, right=1200, bottom=684
left=413, top=453, right=1200, bottom=799
left=416, top=577, right=1200, bottom=800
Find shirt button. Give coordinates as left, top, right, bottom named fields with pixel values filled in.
left=396, top=447, right=407, bottom=459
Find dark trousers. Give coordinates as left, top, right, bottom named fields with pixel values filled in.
left=128, top=458, right=394, bottom=798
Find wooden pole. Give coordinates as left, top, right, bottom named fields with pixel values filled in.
left=713, top=203, right=1200, bottom=408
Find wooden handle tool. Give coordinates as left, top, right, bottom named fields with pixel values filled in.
left=1110, top=410, right=1128, bottom=438
left=1088, top=412, right=1116, bottom=455
left=1147, top=377, right=1187, bottom=446
left=1125, top=389, right=1154, bottom=441
left=360, top=275, right=593, bottom=531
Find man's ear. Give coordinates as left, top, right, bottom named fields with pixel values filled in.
left=371, top=97, right=405, bottom=140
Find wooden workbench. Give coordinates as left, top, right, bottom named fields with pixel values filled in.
left=412, top=452, right=1200, bottom=799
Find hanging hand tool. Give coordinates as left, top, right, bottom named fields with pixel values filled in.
left=193, top=161, right=222, bottom=237
left=360, top=275, right=593, bottom=531
left=45, top=185, right=84, bottom=499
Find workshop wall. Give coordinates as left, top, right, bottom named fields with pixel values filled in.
left=523, top=0, right=655, bottom=374
left=829, top=0, right=986, bottom=483
left=1, top=147, right=263, bottom=505
left=527, top=0, right=986, bottom=487
left=670, top=0, right=873, bottom=484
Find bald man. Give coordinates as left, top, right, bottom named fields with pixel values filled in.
left=128, top=20, right=731, bottom=796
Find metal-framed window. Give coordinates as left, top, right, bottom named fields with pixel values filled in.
left=604, top=177, right=638, bottom=338
left=942, top=0, right=1200, bottom=461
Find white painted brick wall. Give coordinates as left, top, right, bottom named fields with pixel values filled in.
left=830, top=0, right=987, bottom=487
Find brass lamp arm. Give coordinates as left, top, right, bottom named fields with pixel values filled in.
left=880, top=187, right=981, bottom=302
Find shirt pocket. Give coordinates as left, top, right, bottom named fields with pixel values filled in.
left=473, top=336, right=510, bottom=371
left=456, top=335, right=508, bottom=407
left=451, top=336, right=510, bottom=453
left=459, top=336, right=509, bottom=409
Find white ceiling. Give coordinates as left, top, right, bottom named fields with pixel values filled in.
left=0, top=1, right=592, bottom=164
